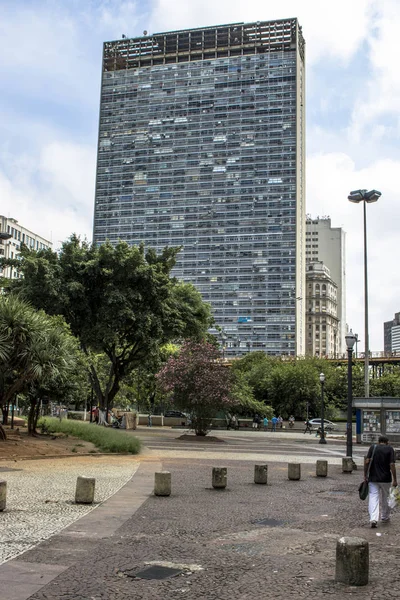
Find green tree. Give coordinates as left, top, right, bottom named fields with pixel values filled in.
left=232, top=354, right=353, bottom=419
left=370, top=368, right=400, bottom=397
left=6, top=237, right=212, bottom=416
left=0, top=297, right=80, bottom=437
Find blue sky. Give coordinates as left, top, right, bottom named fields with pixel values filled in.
left=1, top=0, right=399, bottom=351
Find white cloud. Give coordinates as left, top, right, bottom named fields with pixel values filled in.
left=350, top=0, right=400, bottom=141
left=0, top=1, right=145, bottom=247
left=0, top=140, right=95, bottom=248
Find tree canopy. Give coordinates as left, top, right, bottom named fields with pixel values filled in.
left=5, top=237, right=213, bottom=413
left=231, top=353, right=367, bottom=419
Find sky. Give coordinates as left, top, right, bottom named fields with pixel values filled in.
left=0, top=0, right=399, bottom=352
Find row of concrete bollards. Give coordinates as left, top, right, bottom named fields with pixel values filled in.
left=0, top=479, right=6, bottom=511
left=0, top=457, right=355, bottom=512
left=153, top=458, right=354, bottom=496
left=0, top=476, right=96, bottom=512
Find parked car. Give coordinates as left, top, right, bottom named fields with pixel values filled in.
left=164, top=410, right=187, bottom=418
left=308, top=418, right=337, bottom=431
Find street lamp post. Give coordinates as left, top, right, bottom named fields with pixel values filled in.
left=345, top=330, right=357, bottom=459
left=220, top=329, right=227, bottom=359
left=319, top=372, right=326, bottom=444
left=348, top=189, right=381, bottom=398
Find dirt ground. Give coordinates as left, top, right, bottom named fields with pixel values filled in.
left=0, top=425, right=98, bottom=460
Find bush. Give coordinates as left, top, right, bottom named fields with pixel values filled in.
left=39, top=418, right=141, bottom=454
left=67, top=412, right=84, bottom=420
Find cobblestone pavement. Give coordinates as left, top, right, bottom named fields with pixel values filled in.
left=0, top=456, right=139, bottom=565
left=12, top=456, right=400, bottom=600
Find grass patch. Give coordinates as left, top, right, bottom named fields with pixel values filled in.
left=39, top=418, right=141, bottom=454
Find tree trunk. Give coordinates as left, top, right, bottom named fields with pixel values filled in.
left=1, top=405, right=9, bottom=426
left=33, top=398, right=42, bottom=433
left=0, top=423, right=6, bottom=441
left=28, top=397, right=37, bottom=435
left=192, top=414, right=212, bottom=436
left=86, top=353, right=123, bottom=424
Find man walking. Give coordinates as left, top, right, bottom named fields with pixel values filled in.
left=364, top=435, right=397, bottom=528
left=304, top=419, right=312, bottom=434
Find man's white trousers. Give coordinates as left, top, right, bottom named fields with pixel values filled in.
left=368, top=482, right=391, bottom=522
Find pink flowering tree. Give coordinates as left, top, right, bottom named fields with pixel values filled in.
left=157, top=340, right=236, bottom=435
left=157, top=340, right=270, bottom=435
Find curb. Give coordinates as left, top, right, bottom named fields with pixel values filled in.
left=0, top=452, right=141, bottom=462
left=0, top=460, right=160, bottom=600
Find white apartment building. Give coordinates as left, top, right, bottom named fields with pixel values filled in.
left=0, top=216, right=52, bottom=279
left=306, top=217, right=346, bottom=354
left=306, top=261, right=339, bottom=357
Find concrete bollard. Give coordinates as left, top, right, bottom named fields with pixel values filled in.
left=288, top=463, right=301, bottom=480
left=212, top=467, right=227, bottom=489
left=0, top=480, right=6, bottom=511
left=335, top=537, right=369, bottom=586
left=342, top=457, right=353, bottom=473
left=316, top=460, right=328, bottom=477
left=254, top=464, right=268, bottom=485
left=154, top=472, right=171, bottom=496
left=75, top=476, right=96, bottom=504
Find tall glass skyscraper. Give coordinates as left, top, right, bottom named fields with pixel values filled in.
left=93, top=19, right=306, bottom=356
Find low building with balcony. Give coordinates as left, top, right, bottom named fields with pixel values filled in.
left=0, top=216, right=52, bottom=280
left=305, top=261, right=339, bottom=358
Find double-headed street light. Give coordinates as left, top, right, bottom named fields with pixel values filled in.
left=348, top=189, right=382, bottom=398
left=319, top=372, right=326, bottom=445
left=345, top=329, right=357, bottom=459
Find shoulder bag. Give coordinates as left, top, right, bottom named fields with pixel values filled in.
left=358, top=444, right=376, bottom=500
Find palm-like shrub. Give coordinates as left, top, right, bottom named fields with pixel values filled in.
left=0, top=296, right=80, bottom=437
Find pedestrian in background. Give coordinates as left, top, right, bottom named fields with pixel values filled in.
left=304, top=419, right=312, bottom=434
left=364, top=435, right=397, bottom=528
left=271, top=415, right=278, bottom=432
left=278, top=415, right=283, bottom=429
left=263, top=416, right=269, bottom=431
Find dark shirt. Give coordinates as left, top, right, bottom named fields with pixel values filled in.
left=367, top=444, right=395, bottom=483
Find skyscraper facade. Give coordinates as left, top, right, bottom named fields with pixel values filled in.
left=93, top=20, right=306, bottom=356
left=305, top=217, right=346, bottom=354
left=384, top=312, right=400, bottom=354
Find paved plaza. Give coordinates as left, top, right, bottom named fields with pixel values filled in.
left=0, top=428, right=399, bottom=599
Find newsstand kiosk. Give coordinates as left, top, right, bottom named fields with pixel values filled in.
left=354, top=397, right=400, bottom=452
